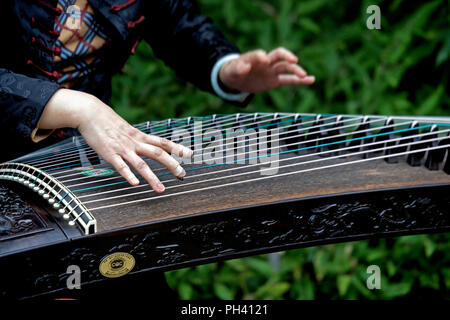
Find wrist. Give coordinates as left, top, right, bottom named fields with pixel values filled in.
left=211, top=53, right=250, bottom=101
left=40, top=89, right=100, bottom=130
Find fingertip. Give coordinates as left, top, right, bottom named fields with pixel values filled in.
left=130, top=176, right=140, bottom=186
left=180, top=146, right=193, bottom=158
left=151, top=180, right=165, bottom=193
left=174, top=164, right=186, bottom=179
left=156, top=183, right=165, bottom=193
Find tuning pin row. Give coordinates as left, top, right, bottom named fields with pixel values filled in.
left=281, top=114, right=306, bottom=153
left=304, top=114, right=325, bottom=151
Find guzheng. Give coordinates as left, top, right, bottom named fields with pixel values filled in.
left=1, top=112, right=450, bottom=299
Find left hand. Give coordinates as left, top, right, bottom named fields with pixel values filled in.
left=219, top=47, right=315, bottom=93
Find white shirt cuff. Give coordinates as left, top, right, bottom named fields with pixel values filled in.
left=211, top=53, right=250, bottom=101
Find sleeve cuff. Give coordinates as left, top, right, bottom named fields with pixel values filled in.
left=211, top=53, right=251, bottom=102
left=31, top=126, right=55, bottom=143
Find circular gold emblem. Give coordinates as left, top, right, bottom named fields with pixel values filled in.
left=99, top=252, right=135, bottom=278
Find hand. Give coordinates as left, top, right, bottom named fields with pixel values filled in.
left=219, top=47, right=315, bottom=93
left=39, top=89, right=193, bottom=193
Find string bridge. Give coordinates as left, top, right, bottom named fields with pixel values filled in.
left=0, top=162, right=96, bottom=235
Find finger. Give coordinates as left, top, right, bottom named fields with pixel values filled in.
left=109, top=154, right=140, bottom=186
left=268, top=47, right=298, bottom=64
left=145, top=135, right=193, bottom=159
left=273, top=61, right=307, bottom=78
left=243, top=50, right=270, bottom=65
left=123, top=152, right=165, bottom=193
left=137, top=143, right=186, bottom=180
left=278, top=75, right=316, bottom=86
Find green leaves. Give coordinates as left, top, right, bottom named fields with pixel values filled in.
left=213, top=283, right=235, bottom=300
left=165, top=233, right=450, bottom=300
left=436, top=31, right=450, bottom=66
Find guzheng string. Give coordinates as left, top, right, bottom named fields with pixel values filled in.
left=22, top=113, right=274, bottom=163
left=14, top=113, right=230, bottom=164
left=86, top=142, right=450, bottom=213
left=23, top=112, right=304, bottom=167
left=17, top=113, right=450, bottom=165
left=26, top=112, right=450, bottom=171
left=79, top=130, right=450, bottom=207
left=26, top=113, right=328, bottom=170
left=24, top=113, right=383, bottom=170
left=57, top=116, right=408, bottom=185
left=18, top=116, right=450, bottom=190
left=42, top=117, right=433, bottom=181
left=55, top=122, right=450, bottom=210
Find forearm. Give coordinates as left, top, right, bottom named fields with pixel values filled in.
left=38, top=88, right=100, bottom=130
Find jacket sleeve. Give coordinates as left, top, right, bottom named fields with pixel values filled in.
left=0, top=68, right=62, bottom=144
left=142, top=0, right=252, bottom=105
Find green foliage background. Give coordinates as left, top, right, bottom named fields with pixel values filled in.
left=111, top=0, right=450, bottom=299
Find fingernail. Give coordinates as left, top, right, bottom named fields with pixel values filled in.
left=157, top=183, right=165, bottom=192
left=131, top=177, right=139, bottom=185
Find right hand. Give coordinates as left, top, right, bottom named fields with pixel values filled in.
left=39, top=89, right=193, bottom=193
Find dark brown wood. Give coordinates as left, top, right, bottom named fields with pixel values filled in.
left=81, top=153, right=450, bottom=232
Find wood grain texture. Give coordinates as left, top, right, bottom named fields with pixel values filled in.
left=84, top=153, right=450, bottom=232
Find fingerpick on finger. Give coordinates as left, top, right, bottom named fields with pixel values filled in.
left=178, top=145, right=193, bottom=158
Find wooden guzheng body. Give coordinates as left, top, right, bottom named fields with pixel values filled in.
left=0, top=112, right=449, bottom=299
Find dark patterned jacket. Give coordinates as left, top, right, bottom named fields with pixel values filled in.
left=0, top=0, right=248, bottom=162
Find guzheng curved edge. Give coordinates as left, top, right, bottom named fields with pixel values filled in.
left=0, top=162, right=96, bottom=235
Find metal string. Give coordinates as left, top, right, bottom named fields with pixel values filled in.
left=22, top=113, right=292, bottom=168
left=87, top=142, right=450, bottom=212
left=79, top=129, right=450, bottom=204
left=58, top=123, right=447, bottom=203
left=57, top=116, right=418, bottom=186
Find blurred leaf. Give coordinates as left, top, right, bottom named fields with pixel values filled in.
left=213, top=283, right=235, bottom=300
left=436, top=32, right=450, bottom=66
left=382, top=281, right=413, bottom=299
left=179, top=282, right=195, bottom=300
left=298, top=18, right=321, bottom=34
left=247, top=257, right=274, bottom=278
left=416, top=85, right=444, bottom=115
left=337, top=275, right=351, bottom=296
left=254, top=281, right=290, bottom=299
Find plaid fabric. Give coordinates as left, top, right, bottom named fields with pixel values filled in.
left=53, top=0, right=110, bottom=87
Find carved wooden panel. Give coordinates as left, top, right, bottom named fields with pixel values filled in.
left=0, top=184, right=47, bottom=240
